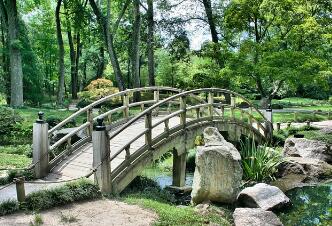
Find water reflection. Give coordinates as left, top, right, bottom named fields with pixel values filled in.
left=279, top=183, right=332, bottom=226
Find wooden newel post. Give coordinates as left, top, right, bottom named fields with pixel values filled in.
left=264, top=106, right=273, bottom=142
left=154, top=90, right=160, bottom=116
left=276, top=122, right=281, bottom=131
left=231, top=94, right=236, bottom=107
left=92, top=117, right=111, bottom=194
left=33, top=112, right=49, bottom=178
left=14, top=177, right=25, bottom=202
left=145, top=112, right=152, bottom=148
left=123, top=94, right=129, bottom=119
left=87, top=108, right=93, bottom=137
left=180, top=96, right=186, bottom=126
left=208, top=92, right=214, bottom=119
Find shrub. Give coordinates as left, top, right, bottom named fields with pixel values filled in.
left=240, top=139, right=283, bottom=182
left=0, top=170, right=34, bottom=185
left=24, top=179, right=101, bottom=211
left=271, top=103, right=284, bottom=109
left=77, top=79, right=121, bottom=108
left=0, top=199, right=19, bottom=216
left=0, top=106, right=23, bottom=145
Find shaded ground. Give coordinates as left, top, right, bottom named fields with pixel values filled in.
left=0, top=199, right=157, bottom=226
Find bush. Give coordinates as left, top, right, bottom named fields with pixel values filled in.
left=240, top=139, right=283, bottom=182
left=0, top=106, right=23, bottom=145
left=77, top=79, right=121, bottom=108
left=271, top=103, right=284, bottom=109
left=0, top=199, right=19, bottom=216
left=0, top=170, right=34, bottom=185
left=24, top=179, right=101, bottom=211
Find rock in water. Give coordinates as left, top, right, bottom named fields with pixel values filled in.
left=191, top=127, right=242, bottom=204
left=233, top=208, right=283, bottom=226
left=237, top=183, right=290, bottom=210
left=283, top=138, right=331, bottom=163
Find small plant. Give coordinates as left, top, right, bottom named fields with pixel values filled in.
left=60, top=211, right=78, bottom=223
left=240, top=139, right=283, bottom=182
left=30, top=213, right=43, bottom=226
left=0, top=199, right=19, bottom=216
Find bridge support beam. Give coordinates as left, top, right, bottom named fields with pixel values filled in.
left=92, top=117, right=111, bottom=194
left=32, top=112, right=49, bottom=178
left=264, top=107, right=273, bottom=143
left=172, top=149, right=187, bottom=187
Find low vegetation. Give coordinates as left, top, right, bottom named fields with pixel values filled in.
left=0, top=179, right=101, bottom=216
left=122, top=177, right=232, bottom=226
left=240, top=140, right=283, bottom=182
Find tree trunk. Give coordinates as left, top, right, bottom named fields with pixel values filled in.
left=147, top=0, right=155, bottom=86
left=96, top=45, right=105, bottom=78
left=89, top=0, right=125, bottom=91
left=0, top=1, right=10, bottom=104
left=131, top=0, right=141, bottom=101
left=75, top=32, right=80, bottom=94
left=202, top=0, right=218, bottom=44
left=202, top=0, right=224, bottom=68
left=56, top=0, right=65, bottom=105
left=6, top=0, right=23, bottom=107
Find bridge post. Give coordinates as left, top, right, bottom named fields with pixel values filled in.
left=208, top=92, right=214, bottom=119
left=180, top=96, right=186, bottom=126
left=264, top=106, right=273, bottom=142
left=92, top=117, right=111, bottom=194
left=123, top=94, right=129, bottom=119
left=172, top=149, right=186, bottom=187
left=154, top=90, right=160, bottom=116
left=87, top=108, right=93, bottom=138
left=231, top=94, right=236, bottom=107
left=145, top=112, right=152, bottom=148
left=32, top=112, right=49, bottom=178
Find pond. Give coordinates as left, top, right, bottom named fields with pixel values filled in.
left=143, top=167, right=332, bottom=226
left=279, top=183, right=332, bottom=226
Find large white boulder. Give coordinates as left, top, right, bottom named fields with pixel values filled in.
left=233, top=208, right=283, bottom=226
left=237, top=183, right=290, bottom=210
left=191, top=127, right=242, bottom=204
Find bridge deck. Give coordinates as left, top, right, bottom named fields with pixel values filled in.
left=44, top=116, right=181, bottom=181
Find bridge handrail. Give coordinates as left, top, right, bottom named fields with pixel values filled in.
left=108, top=88, right=268, bottom=141
left=48, top=86, right=182, bottom=135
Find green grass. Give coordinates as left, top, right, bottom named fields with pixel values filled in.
left=124, top=196, right=232, bottom=226
left=0, top=153, right=31, bottom=169
left=300, top=131, right=332, bottom=145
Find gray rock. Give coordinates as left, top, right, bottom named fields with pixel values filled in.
left=191, top=127, right=242, bottom=204
left=233, top=208, right=283, bottom=226
left=237, top=183, right=290, bottom=210
left=283, top=138, right=332, bottom=163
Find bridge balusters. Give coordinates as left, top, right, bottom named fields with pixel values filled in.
left=154, top=90, right=159, bottom=116
left=107, top=114, right=112, bottom=124
left=164, top=119, right=169, bottom=133
left=66, top=137, right=72, bottom=154
left=87, top=108, right=93, bottom=138
left=140, top=103, right=144, bottom=111
left=180, top=96, right=186, bottom=126
left=123, top=94, right=129, bottom=119
left=196, top=108, right=200, bottom=119
left=145, top=112, right=152, bottom=148
left=125, top=145, right=131, bottom=161
left=208, top=92, right=214, bottom=119
left=32, top=112, right=49, bottom=178
left=231, top=94, right=236, bottom=107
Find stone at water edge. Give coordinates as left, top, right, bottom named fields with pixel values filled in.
left=283, top=138, right=332, bottom=163
left=237, top=183, right=290, bottom=211
left=191, top=127, right=243, bottom=205
left=233, top=208, right=283, bottom=226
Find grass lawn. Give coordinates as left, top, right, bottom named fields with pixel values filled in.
left=0, top=153, right=31, bottom=169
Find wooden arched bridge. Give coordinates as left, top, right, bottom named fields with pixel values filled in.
left=31, top=87, right=272, bottom=194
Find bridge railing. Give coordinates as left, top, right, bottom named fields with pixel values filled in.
left=32, top=87, right=183, bottom=178
left=99, top=88, right=271, bottom=190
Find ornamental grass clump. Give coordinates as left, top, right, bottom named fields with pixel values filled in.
left=240, top=139, right=283, bottom=182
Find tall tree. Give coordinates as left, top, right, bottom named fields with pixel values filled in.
left=89, top=0, right=126, bottom=90
left=4, top=0, right=24, bottom=107
left=56, top=0, right=65, bottom=105
left=131, top=0, right=141, bottom=100
left=202, top=0, right=218, bottom=44
left=147, top=0, right=155, bottom=86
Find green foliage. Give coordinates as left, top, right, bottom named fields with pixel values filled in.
left=0, top=106, right=23, bottom=144
left=24, top=179, right=101, bottom=211
left=186, top=149, right=196, bottom=172
left=0, top=170, right=34, bottom=185
left=77, top=79, right=120, bottom=108
left=0, top=199, right=19, bottom=216
left=30, top=213, right=43, bottom=226
left=240, top=140, right=283, bottom=182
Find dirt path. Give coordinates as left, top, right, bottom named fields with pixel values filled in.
left=0, top=199, right=157, bottom=226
